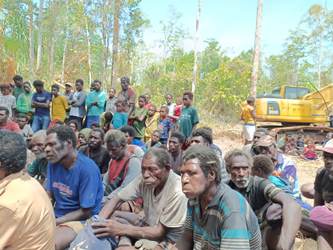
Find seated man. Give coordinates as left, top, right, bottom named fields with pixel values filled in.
left=243, top=127, right=269, bottom=156
left=27, top=130, right=49, bottom=184
left=253, top=134, right=301, bottom=198
left=168, top=131, right=185, bottom=175
left=310, top=139, right=333, bottom=249
left=190, top=127, right=229, bottom=183
left=80, top=127, right=110, bottom=174
left=121, top=125, right=147, bottom=152
left=176, top=145, right=261, bottom=249
left=92, top=148, right=188, bottom=249
left=0, top=130, right=55, bottom=249
left=44, top=125, right=104, bottom=250
left=103, top=129, right=142, bottom=196
left=226, top=149, right=301, bottom=250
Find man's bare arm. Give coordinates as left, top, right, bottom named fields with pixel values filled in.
left=55, top=208, right=91, bottom=226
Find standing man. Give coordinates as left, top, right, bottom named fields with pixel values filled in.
left=31, top=80, right=52, bottom=132
left=105, top=87, right=117, bottom=114
left=241, top=96, right=256, bottom=145
left=51, top=84, right=69, bottom=123
left=178, top=91, right=199, bottom=146
left=176, top=145, right=261, bottom=249
left=165, top=93, right=175, bottom=117
left=0, top=83, right=16, bottom=118
left=12, top=74, right=25, bottom=99
left=45, top=125, right=103, bottom=250
left=0, top=130, right=55, bottom=249
left=68, top=79, right=86, bottom=130
left=118, top=76, right=136, bottom=116
left=16, top=81, right=33, bottom=116
left=86, top=80, right=106, bottom=128
left=64, top=82, right=74, bottom=102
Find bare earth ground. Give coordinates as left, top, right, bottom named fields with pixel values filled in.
left=213, top=123, right=320, bottom=250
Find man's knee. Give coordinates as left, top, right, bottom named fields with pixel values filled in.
left=55, top=226, right=77, bottom=250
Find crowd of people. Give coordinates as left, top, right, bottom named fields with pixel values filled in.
left=0, top=74, right=333, bottom=250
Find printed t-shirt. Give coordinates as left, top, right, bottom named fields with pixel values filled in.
left=0, top=171, right=55, bottom=250
left=158, top=117, right=172, bottom=140
left=46, top=152, right=103, bottom=218
left=178, top=106, right=199, bottom=138
left=241, top=104, right=255, bottom=124
left=32, top=91, right=51, bottom=117
left=52, top=95, right=69, bottom=121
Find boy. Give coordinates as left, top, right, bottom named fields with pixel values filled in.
left=158, top=105, right=172, bottom=144
left=144, top=104, right=158, bottom=142
left=129, top=95, right=147, bottom=140
left=51, top=84, right=69, bottom=122
left=112, top=100, right=128, bottom=129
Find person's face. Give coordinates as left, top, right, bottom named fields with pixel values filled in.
left=253, top=132, right=265, bottom=143
left=159, top=107, right=167, bottom=118
left=151, top=132, right=160, bottom=143
left=35, top=85, right=43, bottom=93
left=94, top=82, right=101, bottom=91
left=14, top=79, right=23, bottom=87
left=116, top=103, right=123, bottom=112
left=78, top=134, right=88, bottom=146
left=65, top=85, right=72, bottom=93
left=109, top=89, right=115, bottom=98
left=168, top=137, right=181, bottom=154
left=121, top=80, right=129, bottom=91
left=166, top=95, right=172, bottom=105
left=51, top=87, right=59, bottom=96
left=229, top=155, right=251, bottom=189
left=75, top=82, right=83, bottom=91
left=89, top=131, right=103, bottom=149
left=148, top=107, right=156, bottom=117
left=1, top=87, right=10, bottom=95
left=141, top=154, right=168, bottom=188
left=255, top=144, right=277, bottom=162
left=31, top=136, right=46, bottom=159
left=23, top=84, right=31, bottom=93
left=124, top=132, right=133, bottom=144
left=190, top=136, right=207, bottom=146
left=0, top=110, right=8, bottom=123
left=180, top=158, right=210, bottom=199
left=45, top=133, right=69, bottom=163
left=324, top=152, right=333, bottom=179
left=16, top=117, right=28, bottom=129
left=182, top=95, right=191, bottom=106
left=69, top=123, right=77, bottom=132
left=106, top=141, right=126, bottom=160
left=138, top=98, right=145, bottom=108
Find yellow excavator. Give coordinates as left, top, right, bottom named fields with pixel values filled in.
left=255, top=84, right=333, bottom=142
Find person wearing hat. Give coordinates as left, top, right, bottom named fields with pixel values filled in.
left=309, top=139, right=333, bottom=249
left=253, top=134, right=301, bottom=199
left=241, top=96, right=256, bottom=145
left=64, top=82, right=74, bottom=102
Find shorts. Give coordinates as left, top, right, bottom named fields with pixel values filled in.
left=243, top=124, right=256, bottom=141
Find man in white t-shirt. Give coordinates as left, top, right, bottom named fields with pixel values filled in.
left=0, top=84, right=16, bottom=118
left=92, top=147, right=188, bottom=249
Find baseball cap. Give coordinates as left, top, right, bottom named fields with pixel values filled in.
left=254, top=135, right=275, bottom=147
left=320, top=139, right=333, bottom=154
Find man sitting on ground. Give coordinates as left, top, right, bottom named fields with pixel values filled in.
left=93, top=148, right=188, bottom=249
left=226, top=149, right=301, bottom=250
left=121, top=125, right=147, bottom=152
left=0, top=130, right=55, bottom=249
left=0, top=106, right=20, bottom=133
left=80, top=128, right=110, bottom=174
left=176, top=145, right=261, bottom=249
left=168, top=131, right=185, bottom=175
left=45, top=125, right=103, bottom=250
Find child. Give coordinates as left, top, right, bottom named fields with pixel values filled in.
left=129, top=95, right=147, bottom=140
left=144, top=104, right=159, bottom=142
left=158, top=105, right=172, bottom=144
left=145, top=130, right=162, bottom=149
left=112, top=100, right=128, bottom=129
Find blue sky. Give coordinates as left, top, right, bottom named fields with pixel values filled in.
left=140, top=0, right=333, bottom=57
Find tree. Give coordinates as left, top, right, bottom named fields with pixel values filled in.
left=111, top=0, right=120, bottom=88
left=36, top=0, right=44, bottom=72
left=250, top=0, right=263, bottom=97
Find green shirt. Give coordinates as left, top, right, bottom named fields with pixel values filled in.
left=16, top=92, right=33, bottom=114
left=179, top=106, right=199, bottom=138
left=13, top=87, right=25, bottom=99
left=132, top=107, right=147, bottom=139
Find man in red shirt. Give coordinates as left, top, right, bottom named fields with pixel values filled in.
left=0, top=106, right=20, bottom=133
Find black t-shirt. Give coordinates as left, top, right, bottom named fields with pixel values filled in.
left=314, top=167, right=333, bottom=203
left=80, top=146, right=110, bottom=174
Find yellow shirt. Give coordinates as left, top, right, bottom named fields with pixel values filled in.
left=241, top=104, right=255, bottom=124
left=51, top=95, right=68, bottom=121
left=144, top=113, right=159, bottom=141
left=0, top=171, right=56, bottom=250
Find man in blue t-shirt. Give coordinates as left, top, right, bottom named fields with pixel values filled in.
left=45, top=125, right=103, bottom=250
left=31, top=80, right=52, bottom=132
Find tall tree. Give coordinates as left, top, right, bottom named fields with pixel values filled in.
left=250, top=0, right=263, bottom=97
left=192, top=0, right=201, bottom=95
left=36, top=0, right=44, bottom=72
left=28, top=0, right=35, bottom=80
left=111, top=0, right=120, bottom=88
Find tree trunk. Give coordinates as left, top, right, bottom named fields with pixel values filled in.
left=61, top=0, right=69, bottom=84
left=250, top=0, right=263, bottom=97
left=85, top=16, right=92, bottom=84
left=28, top=0, right=35, bottom=80
left=36, top=0, right=44, bottom=72
left=49, top=35, right=55, bottom=82
left=111, top=0, right=120, bottom=88
left=101, top=0, right=111, bottom=84
left=192, top=0, right=201, bottom=97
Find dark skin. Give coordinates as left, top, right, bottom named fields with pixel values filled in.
left=32, top=85, right=50, bottom=109
left=182, top=95, right=197, bottom=143
left=168, top=137, right=182, bottom=158
left=120, top=79, right=135, bottom=116
left=0, top=110, right=9, bottom=126
left=130, top=97, right=146, bottom=122
left=93, top=154, right=170, bottom=247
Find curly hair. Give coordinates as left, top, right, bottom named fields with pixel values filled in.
left=105, top=129, right=127, bottom=147
left=253, top=155, right=274, bottom=176
left=0, top=131, right=27, bottom=174
left=170, top=131, right=185, bottom=144
left=144, top=148, right=171, bottom=169
left=224, top=149, right=253, bottom=172
left=192, top=127, right=213, bottom=144
left=183, top=145, right=221, bottom=184
left=47, top=125, right=77, bottom=148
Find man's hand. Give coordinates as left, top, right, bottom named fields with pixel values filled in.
left=92, top=219, right=127, bottom=238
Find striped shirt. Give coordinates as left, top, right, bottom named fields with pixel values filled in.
left=185, top=183, right=261, bottom=250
